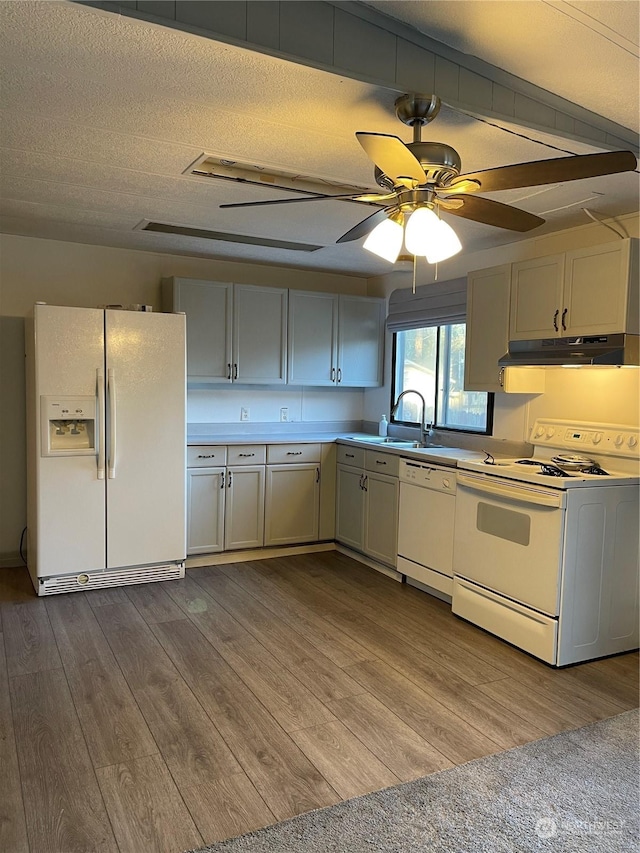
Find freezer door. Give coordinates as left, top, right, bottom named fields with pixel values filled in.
left=105, top=310, right=186, bottom=569
left=32, top=305, right=106, bottom=577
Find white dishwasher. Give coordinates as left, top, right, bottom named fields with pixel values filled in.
left=397, top=458, right=457, bottom=598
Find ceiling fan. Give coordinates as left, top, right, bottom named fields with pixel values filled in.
left=220, top=93, right=638, bottom=263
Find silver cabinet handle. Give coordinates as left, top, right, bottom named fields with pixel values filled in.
left=220, top=472, right=225, bottom=489
left=316, top=467, right=320, bottom=483
left=553, top=309, right=559, bottom=332
left=345, top=453, right=355, bottom=458
left=331, top=367, right=336, bottom=382
left=227, top=363, right=232, bottom=380
left=561, top=307, right=567, bottom=331
left=233, top=363, right=238, bottom=380
left=238, top=452, right=255, bottom=457
left=337, top=367, right=342, bottom=383
left=361, top=474, right=368, bottom=491
left=197, top=454, right=216, bottom=458
left=227, top=470, right=232, bottom=487
left=498, top=367, right=505, bottom=388
left=375, top=460, right=387, bottom=465
left=286, top=451, right=303, bottom=455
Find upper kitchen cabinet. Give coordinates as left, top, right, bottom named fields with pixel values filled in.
left=287, top=290, right=384, bottom=387
left=163, top=278, right=287, bottom=384
left=464, top=264, right=545, bottom=394
left=510, top=239, right=639, bottom=340
left=163, top=278, right=233, bottom=381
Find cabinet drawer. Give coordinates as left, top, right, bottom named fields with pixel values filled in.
left=365, top=450, right=399, bottom=477
left=227, top=444, right=266, bottom=465
left=267, top=443, right=321, bottom=464
left=336, top=445, right=365, bottom=467
left=187, top=446, right=227, bottom=467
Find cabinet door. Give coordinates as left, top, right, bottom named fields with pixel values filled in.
left=166, top=279, right=233, bottom=381
left=187, top=467, right=225, bottom=554
left=363, top=471, right=398, bottom=568
left=563, top=241, right=632, bottom=336
left=233, top=285, right=288, bottom=384
left=287, top=290, right=338, bottom=385
left=264, top=464, right=320, bottom=546
left=225, top=465, right=265, bottom=550
left=464, top=265, right=511, bottom=392
left=510, top=255, right=565, bottom=340
left=336, top=295, right=384, bottom=387
left=335, top=464, right=365, bottom=550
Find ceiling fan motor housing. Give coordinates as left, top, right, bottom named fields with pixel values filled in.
left=374, top=141, right=462, bottom=190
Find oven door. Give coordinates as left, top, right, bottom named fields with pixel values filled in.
left=453, top=472, right=566, bottom=616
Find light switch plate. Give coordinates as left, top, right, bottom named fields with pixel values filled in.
left=240, top=407, right=249, bottom=421
left=280, top=407, right=289, bottom=422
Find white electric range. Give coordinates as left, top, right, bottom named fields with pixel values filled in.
left=452, top=419, right=639, bottom=666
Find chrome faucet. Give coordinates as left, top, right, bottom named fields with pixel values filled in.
left=391, top=389, right=434, bottom=447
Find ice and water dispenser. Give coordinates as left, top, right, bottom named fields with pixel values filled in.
left=41, top=396, right=97, bottom=456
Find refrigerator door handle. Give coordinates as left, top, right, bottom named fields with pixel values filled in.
left=107, top=368, right=117, bottom=478
left=97, top=367, right=105, bottom=479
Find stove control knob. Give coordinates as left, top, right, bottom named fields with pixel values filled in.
left=628, top=436, right=638, bottom=449
left=592, top=432, right=602, bottom=445
left=534, top=425, right=545, bottom=438
left=546, top=427, right=555, bottom=439
left=443, top=478, right=451, bottom=489
left=614, top=434, right=625, bottom=447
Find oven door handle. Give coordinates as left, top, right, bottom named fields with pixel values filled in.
left=457, top=473, right=563, bottom=508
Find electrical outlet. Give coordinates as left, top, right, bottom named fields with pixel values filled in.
left=280, top=407, right=289, bottom=422
left=240, top=407, right=249, bottom=421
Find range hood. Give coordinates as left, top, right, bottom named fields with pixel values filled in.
left=499, top=334, right=640, bottom=367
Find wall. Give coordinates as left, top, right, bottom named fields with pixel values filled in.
left=2, top=217, right=639, bottom=564
left=0, top=234, right=367, bottom=565
left=364, top=214, right=640, bottom=442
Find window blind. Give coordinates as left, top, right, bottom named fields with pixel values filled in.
left=386, top=278, right=467, bottom=332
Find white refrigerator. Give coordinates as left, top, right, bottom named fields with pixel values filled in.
left=25, top=304, right=186, bottom=595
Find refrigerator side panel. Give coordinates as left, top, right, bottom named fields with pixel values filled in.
left=30, top=305, right=106, bottom=582
left=105, top=310, right=186, bottom=569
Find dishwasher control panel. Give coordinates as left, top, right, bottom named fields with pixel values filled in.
left=399, top=459, right=457, bottom=493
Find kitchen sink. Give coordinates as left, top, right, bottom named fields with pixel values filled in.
left=344, top=436, right=444, bottom=449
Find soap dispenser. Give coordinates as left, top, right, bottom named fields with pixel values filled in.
left=378, top=415, right=388, bottom=437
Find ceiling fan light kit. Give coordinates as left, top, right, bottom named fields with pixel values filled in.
left=220, top=92, right=637, bottom=265
left=363, top=211, right=404, bottom=262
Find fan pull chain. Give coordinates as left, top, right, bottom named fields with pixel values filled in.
left=412, top=254, right=417, bottom=294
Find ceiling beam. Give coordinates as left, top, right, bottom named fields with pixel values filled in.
left=78, top=0, right=637, bottom=152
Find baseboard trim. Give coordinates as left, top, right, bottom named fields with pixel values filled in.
left=186, top=541, right=336, bottom=568
left=335, top=544, right=403, bottom=582
left=0, top=555, right=24, bottom=569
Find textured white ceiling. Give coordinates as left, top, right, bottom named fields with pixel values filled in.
left=0, top=0, right=638, bottom=278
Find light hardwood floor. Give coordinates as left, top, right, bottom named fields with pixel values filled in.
left=1, top=551, right=638, bottom=853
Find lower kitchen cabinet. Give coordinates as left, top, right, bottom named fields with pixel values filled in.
left=187, top=466, right=226, bottom=554
left=335, top=446, right=399, bottom=568
left=224, top=465, right=265, bottom=550
left=264, top=463, right=320, bottom=546
left=364, top=469, right=399, bottom=566
left=188, top=442, right=325, bottom=556
left=335, top=462, right=365, bottom=551
left=186, top=445, right=265, bottom=554
left=264, top=443, right=322, bottom=546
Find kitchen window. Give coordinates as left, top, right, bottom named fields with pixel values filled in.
left=392, top=324, right=493, bottom=434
